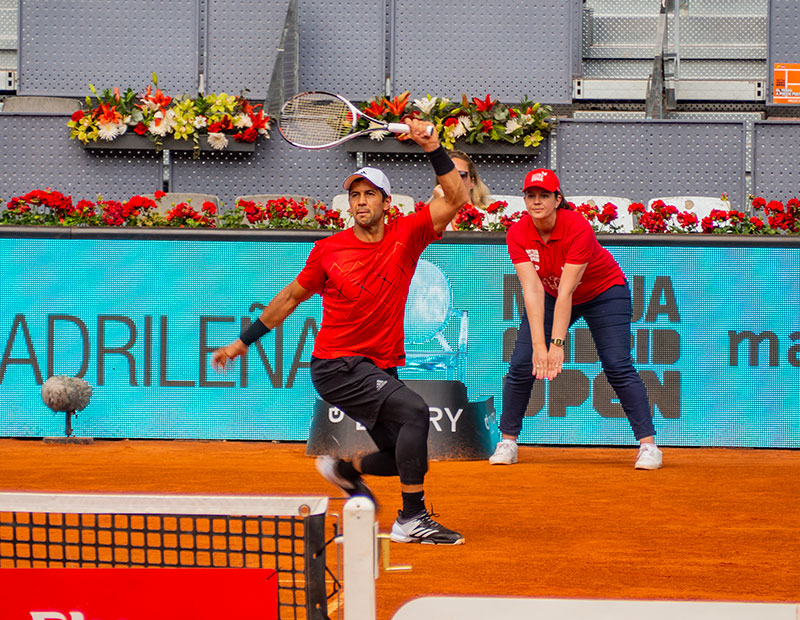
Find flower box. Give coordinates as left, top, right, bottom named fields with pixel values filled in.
left=343, top=137, right=535, bottom=156
left=81, top=134, right=256, bottom=153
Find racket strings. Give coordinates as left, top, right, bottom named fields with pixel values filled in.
left=279, top=94, right=355, bottom=148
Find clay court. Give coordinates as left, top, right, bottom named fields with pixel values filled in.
left=0, top=439, right=798, bottom=619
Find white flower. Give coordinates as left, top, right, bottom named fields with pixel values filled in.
left=233, top=114, right=252, bottom=129
left=193, top=115, right=208, bottom=129
left=116, top=122, right=128, bottom=136
left=97, top=123, right=121, bottom=141
left=147, top=109, right=176, bottom=137
left=413, top=96, right=438, bottom=115
left=504, top=119, right=522, bottom=134
left=207, top=132, right=228, bottom=150
left=148, top=119, right=169, bottom=137
left=367, top=121, right=390, bottom=141
left=140, top=99, right=161, bottom=112
left=451, top=116, right=470, bottom=139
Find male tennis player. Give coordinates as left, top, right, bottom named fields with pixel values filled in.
left=212, top=119, right=468, bottom=545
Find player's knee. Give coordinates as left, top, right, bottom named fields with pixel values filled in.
left=383, top=388, right=429, bottom=428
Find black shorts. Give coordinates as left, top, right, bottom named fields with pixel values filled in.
left=310, top=356, right=405, bottom=429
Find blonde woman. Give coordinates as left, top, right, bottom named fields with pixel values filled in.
left=429, top=150, right=491, bottom=229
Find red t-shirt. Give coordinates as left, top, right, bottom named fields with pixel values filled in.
left=506, top=209, right=625, bottom=304
left=296, top=207, right=441, bottom=368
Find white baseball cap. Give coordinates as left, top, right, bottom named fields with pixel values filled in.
left=342, top=166, right=391, bottom=196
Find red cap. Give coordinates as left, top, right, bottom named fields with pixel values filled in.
left=523, top=168, right=561, bottom=193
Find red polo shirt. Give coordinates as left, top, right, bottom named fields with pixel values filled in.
left=506, top=209, right=625, bottom=304
left=296, top=207, right=440, bottom=368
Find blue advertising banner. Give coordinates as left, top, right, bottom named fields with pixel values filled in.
left=1, top=233, right=798, bottom=447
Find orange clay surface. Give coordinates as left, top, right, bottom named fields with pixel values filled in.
left=0, top=439, right=798, bottom=620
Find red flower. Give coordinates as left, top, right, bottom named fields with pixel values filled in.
left=248, top=107, right=270, bottom=132
left=575, top=202, right=599, bottom=222
left=597, top=202, right=618, bottom=225
left=125, top=195, right=157, bottom=213
left=208, top=116, right=234, bottom=133
left=385, top=92, right=410, bottom=117
left=472, top=94, right=496, bottom=113
left=676, top=211, right=698, bottom=230
left=154, top=190, right=166, bottom=200
left=233, top=126, right=259, bottom=142
left=480, top=120, right=493, bottom=133
left=202, top=202, right=217, bottom=215
left=628, top=202, right=646, bottom=215
left=499, top=212, right=524, bottom=230
left=414, top=201, right=429, bottom=212
left=133, top=122, right=148, bottom=135
left=638, top=211, right=667, bottom=233
left=443, top=117, right=459, bottom=127
left=751, top=196, right=766, bottom=210
left=486, top=200, right=507, bottom=214
left=70, top=110, right=84, bottom=122
left=385, top=205, right=403, bottom=224
left=363, top=100, right=387, bottom=118
left=453, top=204, right=485, bottom=230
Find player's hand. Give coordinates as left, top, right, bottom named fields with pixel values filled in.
left=404, top=117, right=438, bottom=151
left=545, top=345, right=565, bottom=380
left=211, top=339, right=247, bottom=372
left=531, top=349, right=549, bottom=380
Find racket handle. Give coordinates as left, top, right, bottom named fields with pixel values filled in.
left=387, top=123, right=434, bottom=136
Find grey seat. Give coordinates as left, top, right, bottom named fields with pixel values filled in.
left=1, top=96, right=81, bottom=114
left=235, top=194, right=319, bottom=205
left=140, top=193, right=221, bottom=216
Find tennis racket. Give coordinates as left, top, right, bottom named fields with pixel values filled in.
left=278, top=91, right=432, bottom=149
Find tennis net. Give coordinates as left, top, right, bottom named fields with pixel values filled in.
left=0, top=492, right=337, bottom=620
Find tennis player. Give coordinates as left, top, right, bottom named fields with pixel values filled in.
left=212, top=119, right=468, bottom=545
left=489, top=168, right=663, bottom=470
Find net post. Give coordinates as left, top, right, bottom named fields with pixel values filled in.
left=303, top=511, right=329, bottom=620
left=342, top=496, right=377, bottom=620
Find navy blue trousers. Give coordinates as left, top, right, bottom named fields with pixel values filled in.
left=500, top=283, right=655, bottom=440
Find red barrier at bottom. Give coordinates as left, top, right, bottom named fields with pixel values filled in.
left=0, top=568, right=278, bottom=620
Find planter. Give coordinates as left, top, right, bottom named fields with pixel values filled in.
left=343, top=137, right=538, bottom=156
left=81, top=134, right=256, bottom=153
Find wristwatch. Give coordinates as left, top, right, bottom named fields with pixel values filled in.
left=550, top=338, right=564, bottom=347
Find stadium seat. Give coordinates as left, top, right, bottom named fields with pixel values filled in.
left=389, top=194, right=416, bottom=214
left=570, top=195, right=636, bottom=232
left=235, top=193, right=319, bottom=205
left=648, top=196, right=730, bottom=220
left=402, top=259, right=468, bottom=383
left=1, top=96, right=81, bottom=114
left=331, top=192, right=417, bottom=227
left=140, top=192, right=220, bottom=216
left=486, top=194, right=526, bottom=229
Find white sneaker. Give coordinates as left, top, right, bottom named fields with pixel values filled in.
left=390, top=509, right=464, bottom=545
left=489, top=440, right=518, bottom=465
left=634, top=443, right=663, bottom=470
left=315, top=455, right=377, bottom=507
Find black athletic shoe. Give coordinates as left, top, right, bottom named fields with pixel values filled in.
left=389, top=509, right=465, bottom=545
left=315, top=455, right=378, bottom=509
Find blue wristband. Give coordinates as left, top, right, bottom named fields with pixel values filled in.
left=428, top=146, right=455, bottom=177
left=240, top=319, right=271, bottom=346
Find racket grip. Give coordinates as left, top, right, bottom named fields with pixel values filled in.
left=387, top=123, right=434, bottom=136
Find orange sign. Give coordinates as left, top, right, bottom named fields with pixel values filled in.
left=773, top=63, right=800, bottom=104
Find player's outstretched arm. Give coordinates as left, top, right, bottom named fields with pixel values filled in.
left=404, top=118, right=468, bottom=234
left=211, top=279, right=313, bottom=371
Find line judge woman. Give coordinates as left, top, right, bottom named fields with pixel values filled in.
left=489, top=168, right=663, bottom=470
